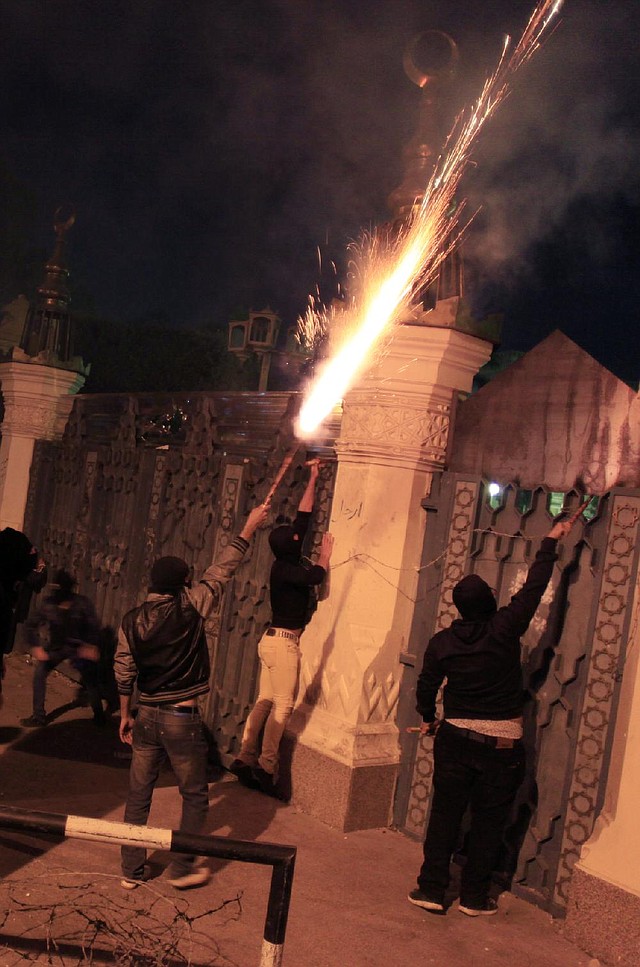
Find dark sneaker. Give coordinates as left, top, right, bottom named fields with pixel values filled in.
left=252, top=766, right=278, bottom=796
left=20, top=715, right=47, bottom=728
left=229, top=758, right=260, bottom=789
left=459, top=898, right=498, bottom=917
left=408, top=888, right=445, bottom=913
left=167, top=859, right=210, bottom=890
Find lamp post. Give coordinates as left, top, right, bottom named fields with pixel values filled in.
left=228, top=307, right=280, bottom=391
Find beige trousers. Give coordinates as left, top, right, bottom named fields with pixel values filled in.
left=238, top=630, right=300, bottom=775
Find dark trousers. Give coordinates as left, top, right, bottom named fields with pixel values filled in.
left=121, top=705, right=209, bottom=879
left=418, top=722, right=525, bottom=907
left=33, top=651, right=103, bottom=721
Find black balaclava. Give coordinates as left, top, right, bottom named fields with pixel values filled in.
left=452, top=574, right=497, bottom=620
left=52, top=569, right=75, bottom=604
left=269, top=525, right=302, bottom=563
left=150, top=556, right=190, bottom=594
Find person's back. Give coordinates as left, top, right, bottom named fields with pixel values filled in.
left=409, top=520, right=572, bottom=918
left=121, top=586, right=208, bottom=705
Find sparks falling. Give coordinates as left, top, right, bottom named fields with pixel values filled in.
left=295, top=0, right=563, bottom=439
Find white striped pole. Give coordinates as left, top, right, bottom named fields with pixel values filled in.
left=0, top=807, right=296, bottom=967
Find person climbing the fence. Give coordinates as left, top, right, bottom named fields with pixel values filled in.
left=230, top=458, right=334, bottom=797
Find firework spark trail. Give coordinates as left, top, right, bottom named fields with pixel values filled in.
left=295, top=0, right=563, bottom=439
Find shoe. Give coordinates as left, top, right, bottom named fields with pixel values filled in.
left=252, top=766, right=277, bottom=797
left=20, top=715, right=47, bottom=728
left=407, top=888, right=445, bottom=913
left=121, top=865, right=149, bottom=889
left=120, top=877, right=142, bottom=890
left=229, top=758, right=260, bottom=789
left=459, top=898, right=498, bottom=917
left=167, top=860, right=210, bottom=890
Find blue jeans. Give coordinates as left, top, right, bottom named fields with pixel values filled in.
left=417, top=722, right=526, bottom=907
left=121, top=705, right=209, bottom=879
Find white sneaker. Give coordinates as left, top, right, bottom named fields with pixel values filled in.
left=167, top=860, right=210, bottom=890
left=459, top=898, right=498, bottom=917
left=120, top=877, right=142, bottom=890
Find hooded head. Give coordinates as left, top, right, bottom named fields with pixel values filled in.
left=269, top=524, right=301, bottom=563
left=150, top=556, right=190, bottom=594
left=452, top=574, right=497, bottom=620
left=52, top=568, right=76, bottom=603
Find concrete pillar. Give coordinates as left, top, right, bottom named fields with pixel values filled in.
left=564, top=564, right=640, bottom=963
left=288, top=307, right=492, bottom=830
left=0, top=356, right=85, bottom=530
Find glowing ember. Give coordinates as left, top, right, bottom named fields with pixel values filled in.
left=295, top=0, right=563, bottom=439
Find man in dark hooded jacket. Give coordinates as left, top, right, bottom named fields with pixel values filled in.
left=408, top=519, right=571, bottom=917
left=231, top=459, right=333, bottom=795
left=21, top=569, right=103, bottom=727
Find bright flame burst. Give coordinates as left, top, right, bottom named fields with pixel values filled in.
left=295, top=0, right=563, bottom=439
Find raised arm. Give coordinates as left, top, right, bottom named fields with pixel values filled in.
left=191, top=503, right=269, bottom=618
left=298, top=459, right=320, bottom=513
left=492, top=520, right=573, bottom=642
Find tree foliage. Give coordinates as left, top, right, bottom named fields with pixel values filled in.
left=74, top=316, right=257, bottom=393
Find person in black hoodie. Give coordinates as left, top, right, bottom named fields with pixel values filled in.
left=408, top=518, right=572, bottom=918
left=231, top=459, right=333, bottom=795
left=21, top=569, right=103, bottom=728
left=0, top=527, right=47, bottom=708
left=114, top=502, right=267, bottom=891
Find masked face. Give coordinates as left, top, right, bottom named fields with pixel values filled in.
left=268, top=525, right=301, bottom=562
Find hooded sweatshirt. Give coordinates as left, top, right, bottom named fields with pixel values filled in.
left=416, top=537, right=559, bottom=722
left=269, top=511, right=326, bottom=630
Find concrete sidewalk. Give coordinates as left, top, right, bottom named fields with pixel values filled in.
left=0, top=652, right=596, bottom=966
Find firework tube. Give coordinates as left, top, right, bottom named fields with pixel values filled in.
left=264, top=446, right=301, bottom=505
left=565, top=497, right=592, bottom=527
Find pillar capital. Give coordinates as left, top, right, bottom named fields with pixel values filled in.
left=0, top=356, right=85, bottom=530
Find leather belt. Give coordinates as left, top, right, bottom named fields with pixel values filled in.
left=443, top=721, right=521, bottom=749
left=142, top=702, right=200, bottom=714
left=266, top=627, right=299, bottom=642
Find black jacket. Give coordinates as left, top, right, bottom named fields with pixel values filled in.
left=416, top=537, right=559, bottom=722
left=115, top=535, right=249, bottom=705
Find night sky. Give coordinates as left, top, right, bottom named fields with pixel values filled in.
left=1, top=0, right=639, bottom=382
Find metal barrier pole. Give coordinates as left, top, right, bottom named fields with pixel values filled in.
left=0, top=806, right=296, bottom=967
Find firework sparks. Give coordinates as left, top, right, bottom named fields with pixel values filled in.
left=295, top=0, right=563, bottom=439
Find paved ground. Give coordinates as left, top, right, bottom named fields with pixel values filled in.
left=0, top=651, right=599, bottom=967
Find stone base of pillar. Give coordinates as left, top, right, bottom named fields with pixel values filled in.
left=280, top=732, right=398, bottom=832
left=564, top=868, right=640, bottom=967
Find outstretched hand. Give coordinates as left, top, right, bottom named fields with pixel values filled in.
left=546, top=520, right=573, bottom=540
left=241, top=503, right=269, bottom=539
left=305, top=458, right=321, bottom=479
left=318, top=532, right=334, bottom=570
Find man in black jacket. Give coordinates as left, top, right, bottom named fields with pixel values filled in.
left=114, top=503, right=267, bottom=890
left=408, top=519, right=571, bottom=917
